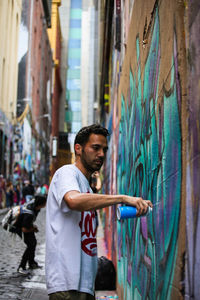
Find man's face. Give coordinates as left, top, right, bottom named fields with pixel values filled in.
left=79, top=134, right=108, bottom=173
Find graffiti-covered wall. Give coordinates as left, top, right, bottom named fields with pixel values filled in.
left=102, top=0, right=194, bottom=299
left=185, top=1, right=200, bottom=299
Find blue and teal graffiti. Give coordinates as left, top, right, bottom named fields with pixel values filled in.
left=114, top=10, right=182, bottom=300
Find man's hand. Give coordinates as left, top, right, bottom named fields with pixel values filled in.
left=22, top=225, right=39, bottom=233
left=124, top=196, right=153, bottom=216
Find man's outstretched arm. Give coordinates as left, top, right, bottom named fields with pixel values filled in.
left=64, top=191, right=153, bottom=216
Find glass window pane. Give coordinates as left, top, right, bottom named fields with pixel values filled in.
left=68, top=48, right=81, bottom=59
left=67, top=68, right=80, bottom=79
left=68, top=39, right=81, bottom=48
left=67, top=79, right=81, bottom=89
left=70, top=19, right=81, bottom=28
left=69, top=28, right=81, bottom=39
left=70, top=9, right=82, bottom=19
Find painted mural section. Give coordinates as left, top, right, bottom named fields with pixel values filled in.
left=185, top=1, right=200, bottom=299
left=102, top=0, right=188, bottom=299
left=117, top=27, right=182, bottom=300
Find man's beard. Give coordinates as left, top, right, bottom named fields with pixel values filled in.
left=81, top=150, right=103, bottom=173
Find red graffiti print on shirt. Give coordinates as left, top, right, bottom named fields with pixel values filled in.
left=79, top=210, right=97, bottom=257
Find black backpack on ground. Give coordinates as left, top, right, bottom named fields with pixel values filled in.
left=95, top=256, right=116, bottom=291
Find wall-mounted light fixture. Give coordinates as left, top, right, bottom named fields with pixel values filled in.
left=17, top=98, right=31, bottom=104
left=36, top=113, right=50, bottom=121
left=52, top=137, right=57, bottom=157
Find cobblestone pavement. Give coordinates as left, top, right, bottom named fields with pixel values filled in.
left=0, top=208, right=48, bottom=300
left=0, top=208, right=118, bottom=300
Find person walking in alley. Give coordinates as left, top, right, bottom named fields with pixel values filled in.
left=6, top=181, right=14, bottom=208
left=45, top=124, right=153, bottom=300
left=14, top=183, right=21, bottom=205
left=22, top=180, right=34, bottom=203
left=16, top=194, right=47, bottom=275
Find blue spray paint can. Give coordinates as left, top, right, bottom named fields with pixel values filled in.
left=117, top=206, right=152, bottom=220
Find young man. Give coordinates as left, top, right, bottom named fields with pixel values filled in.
left=16, top=194, right=47, bottom=275
left=45, top=124, right=152, bottom=300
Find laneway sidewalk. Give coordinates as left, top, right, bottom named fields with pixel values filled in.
left=0, top=207, right=9, bottom=216
left=22, top=213, right=118, bottom=299
left=0, top=208, right=119, bottom=300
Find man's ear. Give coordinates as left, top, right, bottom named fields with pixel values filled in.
left=74, top=144, right=82, bottom=156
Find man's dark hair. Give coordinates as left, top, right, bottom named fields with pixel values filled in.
left=34, top=194, right=47, bottom=207
left=74, top=124, right=109, bottom=148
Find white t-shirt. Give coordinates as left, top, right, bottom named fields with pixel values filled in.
left=45, top=164, right=98, bottom=296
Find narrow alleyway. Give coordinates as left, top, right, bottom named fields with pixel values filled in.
left=0, top=208, right=118, bottom=300
left=0, top=208, right=48, bottom=299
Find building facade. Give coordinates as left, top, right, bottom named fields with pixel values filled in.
left=16, top=0, right=53, bottom=184
left=0, top=0, right=22, bottom=179
left=59, top=0, right=98, bottom=157
left=48, top=0, right=63, bottom=177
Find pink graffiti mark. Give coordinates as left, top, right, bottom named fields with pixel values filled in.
left=144, top=255, right=151, bottom=266
left=128, top=264, right=132, bottom=284
left=141, top=218, right=148, bottom=239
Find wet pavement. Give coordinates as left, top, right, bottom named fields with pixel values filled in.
left=0, top=208, right=118, bottom=300
left=0, top=207, right=48, bottom=300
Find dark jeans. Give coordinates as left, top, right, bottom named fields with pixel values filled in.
left=19, top=232, right=37, bottom=269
